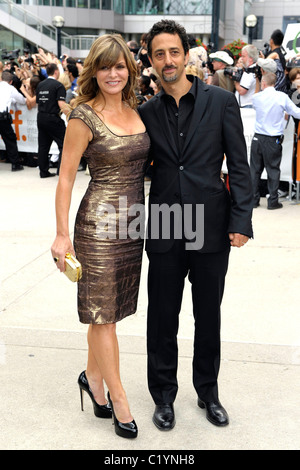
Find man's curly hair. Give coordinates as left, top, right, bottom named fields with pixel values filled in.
left=146, top=20, right=190, bottom=59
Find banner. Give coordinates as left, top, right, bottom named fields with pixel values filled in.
left=0, top=104, right=297, bottom=182
left=0, top=104, right=61, bottom=154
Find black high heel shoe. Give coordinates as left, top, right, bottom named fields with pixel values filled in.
left=78, top=371, right=112, bottom=419
left=107, top=391, right=138, bottom=439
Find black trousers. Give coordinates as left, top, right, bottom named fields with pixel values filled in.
left=250, top=133, right=282, bottom=207
left=0, top=119, right=19, bottom=165
left=147, top=240, right=230, bottom=405
left=37, top=113, right=66, bottom=176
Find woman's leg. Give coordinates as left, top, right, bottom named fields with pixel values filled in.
left=87, top=323, right=133, bottom=423
left=85, top=335, right=107, bottom=406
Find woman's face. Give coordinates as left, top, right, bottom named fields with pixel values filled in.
left=95, top=53, right=129, bottom=97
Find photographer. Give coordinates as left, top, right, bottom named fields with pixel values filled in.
left=250, top=72, right=300, bottom=210
left=266, top=29, right=286, bottom=70
left=208, top=50, right=235, bottom=92
left=234, top=45, right=259, bottom=108
left=264, top=29, right=287, bottom=93
left=0, top=70, right=27, bottom=171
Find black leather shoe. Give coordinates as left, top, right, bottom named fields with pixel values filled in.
left=40, top=171, right=56, bottom=178
left=153, top=403, right=175, bottom=431
left=268, top=202, right=283, bottom=210
left=11, top=164, right=24, bottom=172
left=198, top=398, right=229, bottom=427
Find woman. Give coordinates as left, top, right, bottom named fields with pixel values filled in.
left=51, top=34, right=150, bottom=439
left=20, top=75, right=41, bottom=110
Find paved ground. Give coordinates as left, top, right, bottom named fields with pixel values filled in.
left=0, top=162, right=299, bottom=451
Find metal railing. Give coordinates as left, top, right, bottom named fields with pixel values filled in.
left=0, top=0, right=60, bottom=40
left=0, top=0, right=100, bottom=52
left=61, top=35, right=99, bottom=50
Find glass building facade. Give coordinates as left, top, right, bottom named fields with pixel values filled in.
left=12, top=0, right=212, bottom=13
left=0, top=0, right=220, bottom=57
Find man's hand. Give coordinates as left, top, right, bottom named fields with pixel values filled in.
left=228, top=233, right=249, bottom=247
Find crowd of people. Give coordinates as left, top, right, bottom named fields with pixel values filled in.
left=1, top=28, right=300, bottom=180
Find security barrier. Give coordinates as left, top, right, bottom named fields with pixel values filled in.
left=1, top=104, right=300, bottom=200
left=0, top=104, right=61, bottom=154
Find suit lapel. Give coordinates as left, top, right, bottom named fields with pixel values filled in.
left=152, top=94, right=179, bottom=160
left=182, top=80, right=210, bottom=154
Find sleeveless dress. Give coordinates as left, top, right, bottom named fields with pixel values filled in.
left=69, top=103, right=150, bottom=324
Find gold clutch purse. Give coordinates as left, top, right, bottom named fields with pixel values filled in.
left=64, top=253, right=82, bottom=282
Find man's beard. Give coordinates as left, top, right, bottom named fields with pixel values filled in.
left=162, top=66, right=178, bottom=82
left=163, top=73, right=178, bottom=82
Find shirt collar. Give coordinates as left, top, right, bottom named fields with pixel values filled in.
left=160, top=74, right=197, bottom=101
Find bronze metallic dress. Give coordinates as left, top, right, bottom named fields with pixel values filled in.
left=70, top=103, right=150, bottom=324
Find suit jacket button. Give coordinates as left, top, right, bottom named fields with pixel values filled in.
left=179, top=166, right=184, bottom=170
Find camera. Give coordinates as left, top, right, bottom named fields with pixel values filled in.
left=224, top=67, right=244, bottom=82
left=245, top=65, right=262, bottom=81
left=1, top=48, right=20, bottom=60
left=261, top=42, right=271, bottom=58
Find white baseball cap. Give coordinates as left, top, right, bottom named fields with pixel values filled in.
left=209, top=51, right=234, bottom=65
left=257, top=58, right=277, bottom=73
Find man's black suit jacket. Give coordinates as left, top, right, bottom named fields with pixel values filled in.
left=139, top=77, right=253, bottom=253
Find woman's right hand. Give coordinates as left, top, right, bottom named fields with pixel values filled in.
left=51, top=235, right=75, bottom=273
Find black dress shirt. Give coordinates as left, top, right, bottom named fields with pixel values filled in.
left=160, top=75, right=197, bottom=158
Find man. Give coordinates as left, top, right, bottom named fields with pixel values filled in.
left=234, top=45, right=259, bottom=107
left=139, top=75, right=154, bottom=99
left=66, top=63, right=79, bottom=92
left=76, top=59, right=84, bottom=75
left=250, top=72, right=300, bottom=209
left=0, top=70, right=27, bottom=171
left=257, top=58, right=277, bottom=75
left=267, top=29, right=286, bottom=70
left=208, top=50, right=235, bottom=92
left=36, top=63, right=68, bottom=178
left=139, top=20, right=253, bottom=431
left=255, top=57, right=277, bottom=93
left=265, top=29, right=287, bottom=93
left=127, top=40, right=139, bottom=59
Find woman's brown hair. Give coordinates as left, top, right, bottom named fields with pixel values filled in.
left=72, top=34, right=138, bottom=110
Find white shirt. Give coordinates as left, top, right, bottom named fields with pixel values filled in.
left=252, top=86, right=300, bottom=136
left=235, top=66, right=256, bottom=107
left=0, top=81, right=26, bottom=113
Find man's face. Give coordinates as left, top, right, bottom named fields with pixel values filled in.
left=241, top=49, right=251, bottom=67
left=212, top=60, right=226, bottom=71
left=149, top=33, right=189, bottom=85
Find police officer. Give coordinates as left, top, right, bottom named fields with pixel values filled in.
left=0, top=70, right=27, bottom=171
left=36, top=63, right=68, bottom=178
